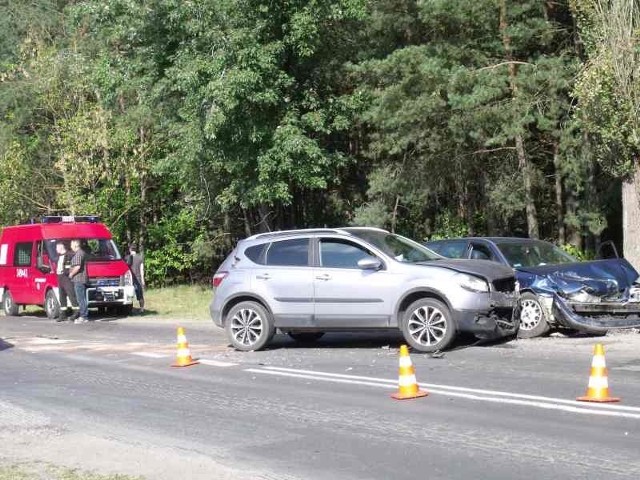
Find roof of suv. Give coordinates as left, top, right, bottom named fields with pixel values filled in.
left=427, top=237, right=549, bottom=245
left=246, top=227, right=388, bottom=241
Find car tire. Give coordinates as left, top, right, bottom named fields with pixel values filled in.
left=287, top=332, right=325, bottom=343
left=225, top=301, right=275, bottom=351
left=517, top=292, right=550, bottom=339
left=400, top=298, right=456, bottom=353
left=45, top=290, right=61, bottom=320
left=2, top=290, right=19, bottom=316
left=117, top=304, right=134, bottom=316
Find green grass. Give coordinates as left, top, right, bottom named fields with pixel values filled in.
left=0, top=463, right=142, bottom=480
left=19, top=284, right=213, bottom=321
left=142, top=284, right=212, bottom=321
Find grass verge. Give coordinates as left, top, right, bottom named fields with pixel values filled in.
left=0, top=462, right=143, bottom=480
left=18, top=284, right=213, bottom=321
left=142, top=284, right=212, bottom=321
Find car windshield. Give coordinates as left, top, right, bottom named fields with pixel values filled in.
left=496, top=241, right=575, bottom=268
left=347, top=230, right=441, bottom=263
left=46, top=238, right=122, bottom=262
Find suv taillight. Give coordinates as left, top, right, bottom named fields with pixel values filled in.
left=212, top=271, right=228, bottom=288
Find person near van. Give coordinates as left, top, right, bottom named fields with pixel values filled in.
left=69, top=239, right=89, bottom=323
left=55, top=241, right=78, bottom=322
left=127, top=243, right=145, bottom=313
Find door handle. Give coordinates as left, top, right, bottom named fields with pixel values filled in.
left=256, top=273, right=271, bottom=280
left=315, top=274, right=331, bottom=281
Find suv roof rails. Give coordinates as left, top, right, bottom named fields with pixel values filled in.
left=247, top=228, right=351, bottom=241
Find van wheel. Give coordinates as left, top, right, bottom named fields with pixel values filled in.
left=3, top=290, right=19, bottom=316
left=117, top=305, right=133, bottom=316
left=45, top=290, right=61, bottom=320
left=400, top=298, right=456, bottom=353
left=225, top=301, right=275, bottom=351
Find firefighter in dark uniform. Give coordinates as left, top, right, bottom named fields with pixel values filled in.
left=55, top=240, right=78, bottom=321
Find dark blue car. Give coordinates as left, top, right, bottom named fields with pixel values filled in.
left=425, top=237, right=640, bottom=338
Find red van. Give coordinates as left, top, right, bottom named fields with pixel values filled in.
left=0, top=216, right=135, bottom=319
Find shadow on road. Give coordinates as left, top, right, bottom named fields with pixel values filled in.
left=0, top=337, right=14, bottom=352
left=262, top=331, right=517, bottom=353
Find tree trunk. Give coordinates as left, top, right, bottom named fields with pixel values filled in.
left=391, top=196, right=400, bottom=233
left=553, top=144, right=565, bottom=244
left=499, top=0, right=539, bottom=239
left=622, top=161, right=640, bottom=270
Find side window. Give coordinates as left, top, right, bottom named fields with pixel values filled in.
left=433, top=240, right=468, bottom=259
left=469, top=243, right=493, bottom=261
left=320, top=239, right=377, bottom=269
left=265, top=239, right=309, bottom=267
left=245, top=244, right=266, bottom=264
left=14, top=242, right=33, bottom=267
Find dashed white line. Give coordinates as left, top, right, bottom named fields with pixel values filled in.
left=198, top=359, right=237, bottom=367
left=131, top=352, right=168, bottom=359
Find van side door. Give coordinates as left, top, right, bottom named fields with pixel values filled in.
left=11, top=241, right=34, bottom=304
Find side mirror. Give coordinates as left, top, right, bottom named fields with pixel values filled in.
left=597, top=240, right=619, bottom=260
left=358, top=257, right=382, bottom=271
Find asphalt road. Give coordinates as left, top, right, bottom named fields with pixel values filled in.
left=1, top=315, right=640, bottom=479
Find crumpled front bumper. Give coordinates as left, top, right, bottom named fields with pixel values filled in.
left=453, top=291, right=520, bottom=339
left=551, top=293, right=640, bottom=333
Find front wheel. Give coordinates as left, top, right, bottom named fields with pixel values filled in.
left=400, top=298, right=456, bottom=353
left=45, top=290, right=60, bottom=320
left=117, top=305, right=134, bottom=316
left=3, top=290, right=19, bottom=316
left=225, top=301, right=275, bottom=351
left=517, top=292, right=550, bottom=339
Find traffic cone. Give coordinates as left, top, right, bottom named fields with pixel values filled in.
left=391, top=345, right=428, bottom=400
left=576, top=343, right=620, bottom=403
left=171, top=326, right=199, bottom=368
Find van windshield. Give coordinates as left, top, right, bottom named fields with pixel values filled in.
left=46, top=239, right=122, bottom=262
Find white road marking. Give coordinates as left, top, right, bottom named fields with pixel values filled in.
left=246, top=366, right=640, bottom=419
left=198, top=359, right=237, bottom=367
left=131, top=352, right=168, bottom=359
left=262, top=366, right=640, bottom=413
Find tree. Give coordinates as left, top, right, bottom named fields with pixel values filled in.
left=572, top=0, right=640, bottom=267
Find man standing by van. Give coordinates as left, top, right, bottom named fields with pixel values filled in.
left=55, top=241, right=78, bottom=322
left=128, top=243, right=145, bottom=314
left=69, top=239, right=89, bottom=323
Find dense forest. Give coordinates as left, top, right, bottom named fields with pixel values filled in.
left=2, top=0, right=640, bottom=285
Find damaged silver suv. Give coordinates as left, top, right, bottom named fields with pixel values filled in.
left=210, top=227, right=519, bottom=352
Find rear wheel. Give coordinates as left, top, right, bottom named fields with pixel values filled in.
left=517, top=292, right=550, bottom=339
left=287, top=332, right=325, bottom=343
left=45, top=290, right=60, bottom=320
left=2, top=290, right=19, bottom=316
left=400, top=298, right=456, bottom=353
left=225, top=301, right=275, bottom=351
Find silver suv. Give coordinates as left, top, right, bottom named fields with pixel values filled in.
left=210, top=228, right=519, bottom=352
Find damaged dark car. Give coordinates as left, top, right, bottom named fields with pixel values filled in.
left=425, top=237, right=640, bottom=338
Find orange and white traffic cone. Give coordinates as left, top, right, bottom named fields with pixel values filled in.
left=391, top=345, right=428, bottom=400
left=171, top=326, right=199, bottom=368
left=576, top=343, right=620, bottom=403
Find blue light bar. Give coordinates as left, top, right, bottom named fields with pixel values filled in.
left=42, top=215, right=101, bottom=224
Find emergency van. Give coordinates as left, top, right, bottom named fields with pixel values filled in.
left=0, top=216, right=136, bottom=319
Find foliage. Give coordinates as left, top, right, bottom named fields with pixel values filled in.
left=0, top=0, right=631, bottom=283
left=560, top=243, right=596, bottom=261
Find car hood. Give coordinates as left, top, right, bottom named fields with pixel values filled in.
left=418, top=259, right=515, bottom=280
left=517, top=259, right=639, bottom=299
